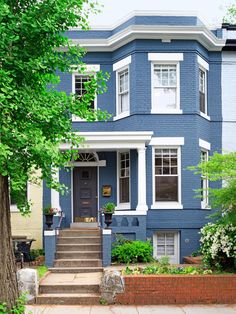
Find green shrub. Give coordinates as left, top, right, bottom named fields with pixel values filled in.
left=30, top=248, right=45, bottom=261
left=112, top=240, right=153, bottom=263
left=0, top=294, right=27, bottom=314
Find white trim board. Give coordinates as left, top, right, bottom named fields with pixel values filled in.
left=150, top=137, right=185, bottom=146
left=148, top=53, right=183, bottom=61
left=113, top=55, right=132, bottom=71
left=197, top=55, right=209, bottom=71
left=199, top=139, right=211, bottom=151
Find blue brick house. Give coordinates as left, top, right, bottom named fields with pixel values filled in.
left=43, top=12, right=226, bottom=267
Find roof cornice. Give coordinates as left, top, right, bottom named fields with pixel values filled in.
left=69, top=25, right=225, bottom=52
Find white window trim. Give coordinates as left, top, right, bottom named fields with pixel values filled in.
left=151, top=146, right=183, bottom=209
left=198, top=56, right=209, bottom=118
left=72, top=65, right=100, bottom=122
left=10, top=182, right=30, bottom=213
left=150, top=61, right=182, bottom=114
left=116, top=150, right=131, bottom=210
left=148, top=53, right=184, bottom=62
left=153, top=231, right=180, bottom=264
left=199, top=139, right=211, bottom=209
left=113, top=56, right=131, bottom=71
left=199, top=139, right=211, bottom=151
left=114, top=65, right=130, bottom=121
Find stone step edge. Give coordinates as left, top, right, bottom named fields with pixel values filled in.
left=56, top=251, right=101, bottom=254
left=54, top=258, right=102, bottom=261
left=37, top=293, right=100, bottom=297
left=57, top=236, right=101, bottom=239
left=48, top=267, right=103, bottom=271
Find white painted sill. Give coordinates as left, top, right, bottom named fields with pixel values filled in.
left=113, top=111, right=130, bottom=121
left=151, top=202, right=183, bottom=209
left=200, top=112, right=211, bottom=121
left=115, top=203, right=130, bottom=210
left=201, top=201, right=211, bottom=210
left=151, top=109, right=183, bottom=114
left=10, top=205, right=19, bottom=213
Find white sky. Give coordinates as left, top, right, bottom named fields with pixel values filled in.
left=89, top=0, right=234, bottom=27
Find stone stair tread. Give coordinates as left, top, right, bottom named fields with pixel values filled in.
left=38, top=293, right=100, bottom=296
left=57, top=251, right=101, bottom=253
left=48, top=266, right=103, bottom=273
left=58, top=236, right=101, bottom=239
left=54, top=258, right=101, bottom=261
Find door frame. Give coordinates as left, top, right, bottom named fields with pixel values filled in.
left=71, top=165, right=100, bottom=223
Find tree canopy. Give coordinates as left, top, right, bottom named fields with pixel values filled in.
left=0, top=0, right=109, bottom=213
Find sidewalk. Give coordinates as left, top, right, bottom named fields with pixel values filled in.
left=26, top=304, right=236, bottom=314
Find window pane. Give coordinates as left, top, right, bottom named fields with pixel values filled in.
left=153, top=88, right=177, bottom=111
left=155, top=176, right=178, bottom=201
left=74, top=75, right=95, bottom=110
left=120, top=177, right=129, bottom=203
left=166, top=246, right=175, bottom=255
left=157, top=246, right=165, bottom=255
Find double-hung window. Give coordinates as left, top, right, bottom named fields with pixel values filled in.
left=200, top=150, right=209, bottom=208
left=154, top=148, right=179, bottom=202
left=197, top=56, right=209, bottom=118
left=113, top=56, right=131, bottom=120
left=117, top=152, right=130, bottom=208
left=118, top=68, right=129, bottom=115
left=72, top=64, right=100, bottom=122
left=148, top=53, right=183, bottom=114
left=153, top=64, right=177, bottom=111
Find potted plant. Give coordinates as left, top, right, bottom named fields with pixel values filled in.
left=102, top=202, right=115, bottom=228
left=43, top=205, right=59, bottom=230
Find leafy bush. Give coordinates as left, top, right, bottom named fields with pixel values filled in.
left=112, top=234, right=132, bottom=249
left=0, top=294, right=27, bottom=314
left=112, top=240, right=153, bottom=263
left=122, top=264, right=213, bottom=276
left=200, top=222, right=236, bottom=270
left=30, top=248, right=45, bottom=261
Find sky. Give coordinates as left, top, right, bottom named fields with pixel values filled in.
left=89, top=0, right=234, bottom=27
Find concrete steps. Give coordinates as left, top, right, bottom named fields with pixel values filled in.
left=49, top=267, right=103, bottom=273
left=36, top=226, right=103, bottom=305
left=36, top=293, right=101, bottom=305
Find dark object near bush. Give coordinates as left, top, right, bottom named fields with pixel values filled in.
left=112, top=240, right=153, bottom=263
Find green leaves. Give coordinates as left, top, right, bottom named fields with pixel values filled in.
left=0, top=0, right=109, bottom=214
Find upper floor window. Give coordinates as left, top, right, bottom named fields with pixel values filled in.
left=197, top=56, right=209, bottom=119
left=118, top=68, right=129, bottom=115
left=113, top=55, right=132, bottom=121
left=74, top=75, right=95, bottom=110
left=153, top=64, right=177, bottom=111
left=148, top=53, right=183, bottom=114
left=199, top=68, right=206, bottom=114
left=72, top=64, right=100, bottom=122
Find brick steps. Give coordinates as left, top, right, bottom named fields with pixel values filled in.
left=36, top=293, right=101, bottom=305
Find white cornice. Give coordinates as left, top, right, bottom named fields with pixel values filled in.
left=71, top=10, right=213, bottom=31
left=60, top=131, right=154, bottom=150
left=69, top=25, right=225, bottom=52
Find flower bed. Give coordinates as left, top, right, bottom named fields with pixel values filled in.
left=115, top=274, right=236, bottom=305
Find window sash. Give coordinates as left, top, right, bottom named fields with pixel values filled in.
left=156, top=233, right=175, bottom=256
left=119, top=152, right=130, bottom=204
left=201, top=150, right=208, bottom=205
left=154, top=148, right=179, bottom=202
left=199, top=69, right=207, bottom=114
left=74, top=75, right=95, bottom=110
left=118, top=68, right=129, bottom=114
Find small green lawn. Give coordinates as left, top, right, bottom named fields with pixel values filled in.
left=36, top=265, right=48, bottom=279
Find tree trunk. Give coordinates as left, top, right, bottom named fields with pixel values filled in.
left=0, top=174, right=19, bottom=309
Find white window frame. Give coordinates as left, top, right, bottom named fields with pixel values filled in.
left=72, top=64, right=100, bottom=122
left=149, top=53, right=183, bottom=114
left=153, top=231, right=180, bottom=264
left=197, top=56, right=210, bottom=120
left=199, top=138, right=211, bottom=209
left=10, top=182, right=30, bottom=213
left=116, top=150, right=131, bottom=210
left=113, top=56, right=131, bottom=121
left=151, top=145, right=183, bottom=209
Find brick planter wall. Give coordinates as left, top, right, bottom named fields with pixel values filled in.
left=115, top=275, right=236, bottom=305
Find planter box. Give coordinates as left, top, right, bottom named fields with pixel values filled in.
left=115, top=274, right=236, bottom=305
left=183, top=256, right=203, bottom=264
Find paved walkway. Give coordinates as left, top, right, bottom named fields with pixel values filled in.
left=26, top=304, right=236, bottom=314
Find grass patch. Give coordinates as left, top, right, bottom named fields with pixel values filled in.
left=36, top=265, right=48, bottom=279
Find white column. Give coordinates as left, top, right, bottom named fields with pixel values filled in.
left=136, top=147, right=148, bottom=212
left=51, top=168, right=61, bottom=209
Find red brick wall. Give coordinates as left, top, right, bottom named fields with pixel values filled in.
left=116, top=275, right=236, bottom=304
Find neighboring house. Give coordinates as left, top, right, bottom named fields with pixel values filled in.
left=11, top=180, right=43, bottom=249
left=43, top=12, right=226, bottom=265
left=222, top=23, right=236, bottom=152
